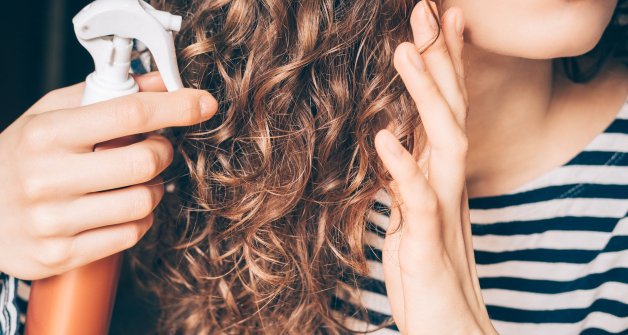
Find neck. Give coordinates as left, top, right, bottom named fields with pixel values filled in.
left=463, top=42, right=558, bottom=194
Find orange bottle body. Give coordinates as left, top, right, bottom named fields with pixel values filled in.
left=24, top=253, right=123, bottom=335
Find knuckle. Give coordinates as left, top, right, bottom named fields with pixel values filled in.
left=432, top=39, right=450, bottom=56
left=454, top=62, right=466, bottom=81
left=178, top=93, right=201, bottom=124
left=405, top=166, right=424, bottom=183
left=393, top=42, right=416, bottom=69
left=20, top=117, right=54, bottom=150
left=131, top=146, right=161, bottom=181
left=41, top=88, right=63, bottom=102
left=451, top=131, right=469, bottom=157
left=461, top=95, right=470, bottom=110
left=29, top=206, right=61, bottom=237
left=22, top=177, right=50, bottom=201
left=38, top=240, right=72, bottom=268
left=131, top=186, right=157, bottom=219
left=117, top=96, right=149, bottom=129
left=418, top=191, right=439, bottom=214
left=120, top=219, right=151, bottom=250
left=152, top=183, right=166, bottom=203
left=451, top=100, right=468, bottom=118
left=120, top=228, right=140, bottom=250
left=159, top=138, right=175, bottom=166
left=417, top=80, right=440, bottom=99
left=152, top=133, right=173, bottom=148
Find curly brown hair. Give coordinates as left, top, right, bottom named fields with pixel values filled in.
left=129, top=0, right=627, bottom=334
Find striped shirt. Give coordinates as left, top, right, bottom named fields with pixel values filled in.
left=0, top=276, right=28, bottom=335
left=336, top=95, right=628, bottom=334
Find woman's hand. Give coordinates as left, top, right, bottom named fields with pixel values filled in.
left=0, top=72, right=218, bottom=280
left=375, top=1, right=497, bottom=334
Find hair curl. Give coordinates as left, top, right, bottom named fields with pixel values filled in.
left=129, top=0, right=627, bottom=334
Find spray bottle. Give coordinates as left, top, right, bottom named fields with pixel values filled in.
left=24, top=1, right=183, bottom=334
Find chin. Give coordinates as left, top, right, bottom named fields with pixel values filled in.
left=465, top=19, right=612, bottom=60
left=456, top=0, right=618, bottom=60
left=517, top=29, right=606, bottom=60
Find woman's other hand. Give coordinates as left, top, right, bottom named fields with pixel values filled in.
left=0, top=72, right=218, bottom=280
left=375, top=1, right=497, bottom=334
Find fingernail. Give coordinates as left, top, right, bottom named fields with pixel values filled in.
left=455, top=12, right=464, bottom=38
left=382, top=131, right=405, bottom=158
left=408, top=49, right=425, bottom=71
left=423, top=0, right=438, bottom=31
left=199, top=94, right=216, bottom=118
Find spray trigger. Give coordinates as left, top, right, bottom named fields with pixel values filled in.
left=73, top=0, right=184, bottom=106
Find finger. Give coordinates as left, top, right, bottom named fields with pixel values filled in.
left=43, top=134, right=174, bottom=196
left=441, top=7, right=469, bottom=126
left=67, top=214, right=154, bottom=269
left=70, top=178, right=164, bottom=235
left=411, top=1, right=467, bottom=128
left=35, top=88, right=218, bottom=150
left=393, top=43, right=466, bottom=162
left=374, top=130, right=439, bottom=238
left=393, top=43, right=467, bottom=204
left=27, top=134, right=172, bottom=198
left=30, top=179, right=164, bottom=237
left=133, top=71, right=168, bottom=92
left=76, top=133, right=173, bottom=193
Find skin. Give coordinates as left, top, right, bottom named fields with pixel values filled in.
left=376, top=0, right=626, bottom=334
left=0, top=73, right=218, bottom=280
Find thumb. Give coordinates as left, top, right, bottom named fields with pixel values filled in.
left=133, top=71, right=168, bottom=92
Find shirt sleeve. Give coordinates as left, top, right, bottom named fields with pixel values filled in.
left=0, top=272, right=20, bottom=335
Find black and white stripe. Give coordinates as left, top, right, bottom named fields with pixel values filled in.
left=0, top=274, right=30, bottom=335
left=0, top=274, right=19, bottom=335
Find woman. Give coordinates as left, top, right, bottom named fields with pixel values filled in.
left=1, top=0, right=626, bottom=334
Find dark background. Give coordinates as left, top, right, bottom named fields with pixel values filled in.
left=1, top=0, right=93, bottom=129
left=2, top=1, right=157, bottom=333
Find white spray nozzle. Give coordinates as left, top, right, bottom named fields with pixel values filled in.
left=73, top=0, right=184, bottom=105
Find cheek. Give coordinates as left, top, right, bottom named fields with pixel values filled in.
left=451, top=0, right=618, bottom=59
